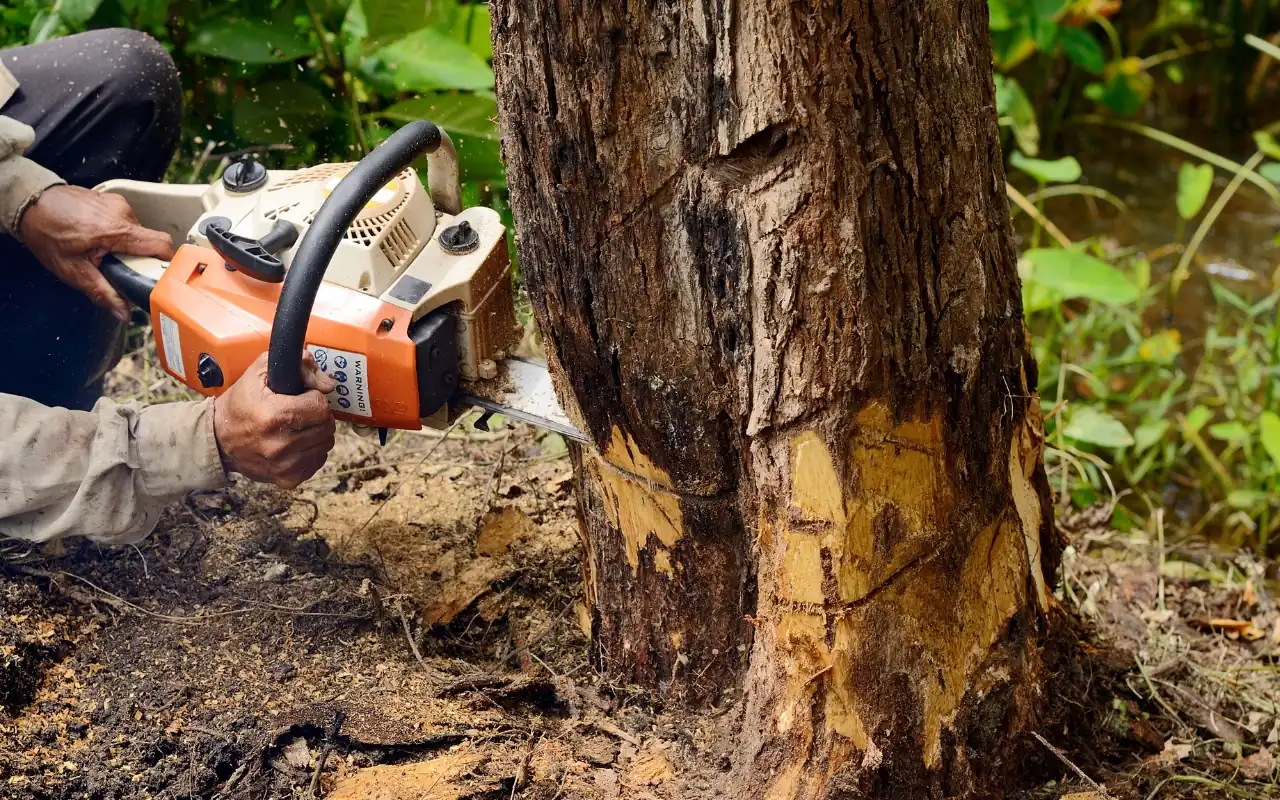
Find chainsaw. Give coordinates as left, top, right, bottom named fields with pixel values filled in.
left=94, top=120, right=584, bottom=446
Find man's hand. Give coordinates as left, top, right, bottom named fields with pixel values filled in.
left=20, top=185, right=176, bottom=323
left=213, top=352, right=338, bottom=489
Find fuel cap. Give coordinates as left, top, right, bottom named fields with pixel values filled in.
left=222, top=158, right=268, bottom=193
left=439, top=220, right=479, bottom=255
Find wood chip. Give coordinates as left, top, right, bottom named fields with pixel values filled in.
left=1241, top=748, right=1276, bottom=781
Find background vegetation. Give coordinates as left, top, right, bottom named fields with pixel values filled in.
left=4, top=0, right=1280, bottom=560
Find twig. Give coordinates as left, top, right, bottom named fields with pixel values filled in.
left=492, top=600, right=576, bottom=672
left=1135, top=653, right=1187, bottom=727
left=189, top=138, right=218, bottom=184
left=1032, top=731, right=1110, bottom=797
left=475, top=432, right=515, bottom=537
left=214, top=763, right=249, bottom=799
left=399, top=602, right=432, bottom=673
left=308, top=709, right=345, bottom=798
left=1006, top=182, right=1073, bottom=248
left=15, top=566, right=245, bottom=625
left=592, top=718, right=641, bottom=747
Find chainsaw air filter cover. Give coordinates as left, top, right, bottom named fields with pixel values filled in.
left=257, top=163, right=436, bottom=297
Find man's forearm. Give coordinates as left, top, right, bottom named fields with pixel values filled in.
left=0, top=394, right=228, bottom=545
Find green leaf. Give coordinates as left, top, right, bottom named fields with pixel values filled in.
left=1088, top=68, right=1153, bottom=116
left=994, top=75, right=1041, bottom=156
left=1176, top=162, right=1214, bottom=220
left=989, top=0, right=1013, bottom=30
left=1060, top=27, right=1105, bottom=73
left=1030, top=18, right=1059, bottom=52
left=1165, top=62, right=1185, bottom=84
left=1184, top=405, right=1213, bottom=434
left=1134, top=419, right=1171, bottom=454
left=1260, top=411, right=1280, bottom=469
left=1065, top=406, right=1134, bottom=448
left=365, top=26, right=495, bottom=92
left=187, top=19, right=316, bottom=64
left=1208, top=421, right=1249, bottom=444
left=1009, top=151, right=1081, bottom=184
left=1260, top=162, right=1280, bottom=184
left=381, top=93, right=504, bottom=181
left=1228, top=489, right=1267, bottom=510
left=1136, top=329, right=1182, bottom=363
left=1256, top=131, right=1280, bottom=160
left=59, top=0, right=104, bottom=24
left=357, top=0, right=430, bottom=50
left=1022, top=248, right=1141, bottom=306
left=232, top=81, right=335, bottom=145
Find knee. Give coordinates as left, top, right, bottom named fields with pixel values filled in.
left=83, top=28, right=182, bottom=129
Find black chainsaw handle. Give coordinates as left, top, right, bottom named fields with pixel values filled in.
left=266, top=120, right=443, bottom=396
left=101, top=255, right=157, bottom=313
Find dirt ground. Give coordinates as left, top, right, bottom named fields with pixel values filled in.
left=3, top=343, right=1280, bottom=799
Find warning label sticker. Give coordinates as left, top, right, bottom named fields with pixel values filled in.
left=158, top=313, right=185, bottom=380
left=307, top=344, right=372, bottom=418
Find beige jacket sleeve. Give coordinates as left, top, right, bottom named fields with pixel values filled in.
left=0, top=60, right=65, bottom=236
left=0, top=395, right=229, bottom=546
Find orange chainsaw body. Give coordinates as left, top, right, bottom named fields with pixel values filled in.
left=150, top=244, right=422, bottom=430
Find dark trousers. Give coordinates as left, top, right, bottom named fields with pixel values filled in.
left=0, top=28, right=181, bottom=411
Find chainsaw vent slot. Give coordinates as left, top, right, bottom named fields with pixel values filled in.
left=379, top=219, right=419, bottom=269
left=264, top=202, right=297, bottom=221
left=268, top=163, right=352, bottom=191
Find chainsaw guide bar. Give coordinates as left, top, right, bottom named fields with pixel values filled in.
left=459, top=357, right=588, bottom=444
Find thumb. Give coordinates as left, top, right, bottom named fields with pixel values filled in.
left=301, top=350, right=336, bottom=394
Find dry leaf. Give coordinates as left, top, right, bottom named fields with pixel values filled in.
left=1189, top=617, right=1255, bottom=634
left=1271, top=618, right=1280, bottom=644
left=1148, top=739, right=1193, bottom=765
left=1241, top=749, right=1276, bottom=781
left=1243, top=580, right=1259, bottom=608
left=1060, top=793, right=1105, bottom=800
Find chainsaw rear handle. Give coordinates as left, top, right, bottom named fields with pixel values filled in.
left=101, top=255, right=157, bottom=313
left=267, top=120, right=444, bottom=396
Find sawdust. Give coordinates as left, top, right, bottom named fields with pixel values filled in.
left=327, top=748, right=490, bottom=799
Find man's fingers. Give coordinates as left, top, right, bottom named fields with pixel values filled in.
left=104, top=192, right=140, bottom=223
left=300, top=353, right=337, bottom=394
left=111, top=224, right=176, bottom=260
left=68, top=260, right=131, bottom=322
left=275, top=391, right=334, bottom=432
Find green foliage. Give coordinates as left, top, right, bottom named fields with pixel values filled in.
left=0, top=0, right=506, bottom=195
left=1176, top=162, right=1214, bottom=220
left=1009, top=152, right=1082, bottom=183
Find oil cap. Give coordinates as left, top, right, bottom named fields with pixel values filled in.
left=439, top=220, right=479, bottom=255
left=222, top=158, right=268, bottom=194
left=197, top=353, right=224, bottom=388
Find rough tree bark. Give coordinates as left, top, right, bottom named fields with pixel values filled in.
left=491, top=1, right=1060, bottom=795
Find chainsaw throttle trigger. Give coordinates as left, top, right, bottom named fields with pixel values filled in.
left=203, top=218, right=298, bottom=283
left=268, top=120, right=444, bottom=397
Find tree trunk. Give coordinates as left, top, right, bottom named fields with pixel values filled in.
left=491, top=1, right=1060, bottom=795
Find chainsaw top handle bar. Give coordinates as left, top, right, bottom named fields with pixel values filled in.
left=266, top=120, right=443, bottom=397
